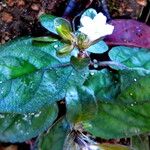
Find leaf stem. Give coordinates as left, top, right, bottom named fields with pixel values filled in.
left=90, top=61, right=129, bottom=70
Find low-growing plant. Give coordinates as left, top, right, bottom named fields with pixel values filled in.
left=0, top=8, right=150, bottom=150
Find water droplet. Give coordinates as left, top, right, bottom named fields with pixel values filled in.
left=134, top=78, right=137, bottom=82
left=0, top=114, right=5, bottom=118
left=130, top=93, right=133, bottom=96
left=90, top=72, right=94, bottom=76
left=54, top=45, right=58, bottom=49
left=0, top=81, right=3, bottom=84
left=131, top=103, right=134, bottom=107
left=34, top=111, right=41, bottom=118
left=22, top=114, right=28, bottom=121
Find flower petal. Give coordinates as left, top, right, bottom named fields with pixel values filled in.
left=93, top=12, right=107, bottom=26
left=103, top=24, right=114, bottom=35
left=79, top=27, right=95, bottom=36
left=80, top=16, right=93, bottom=27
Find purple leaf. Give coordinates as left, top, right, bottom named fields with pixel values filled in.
left=105, top=19, right=150, bottom=48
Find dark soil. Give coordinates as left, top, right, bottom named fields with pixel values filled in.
left=0, top=0, right=68, bottom=44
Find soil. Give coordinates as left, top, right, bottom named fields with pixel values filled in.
left=0, top=0, right=68, bottom=44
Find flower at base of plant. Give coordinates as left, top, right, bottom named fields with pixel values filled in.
left=79, top=12, right=114, bottom=42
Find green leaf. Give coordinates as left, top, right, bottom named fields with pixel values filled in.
left=56, top=44, right=74, bottom=56
left=66, top=86, right=97, bottom=123
left=0, top=38, right=89, bottom=113
left=116, top=70, right=150, bottom=104
left=0, top=103, right=58, bottom=143
left=39, top=14, right=57, bottom=34
left=109, top=46, right=150, bottom=70
left=82, top=69, right=150, bottom=139
left=32, top=36, right=58, bottom=43
left=70, top=56, right=90, bottom=70
left=82, top=102, right=150, bottom=139
left=83, top=69, right=120, bottom=102
left=54, top=17, right=74, bottom=42
left=86, top=41, right=108, bottom=54
left=81, top=8, right=97, bottom=19
left=39, top=118, right=69, bottom=150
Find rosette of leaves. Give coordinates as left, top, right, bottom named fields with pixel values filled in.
left=0, top=8, right=149, bottom=150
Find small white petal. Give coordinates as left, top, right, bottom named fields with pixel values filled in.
left=79, top=27, right=91, bottom=35
left=93, top=12, right=107, bottom=26
left=88, top=33, right=101, bottom=41
left=103, top=24, right=114, bottom=35
left=80, top=16, right=93, bottom=27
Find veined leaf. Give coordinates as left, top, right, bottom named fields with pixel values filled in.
left=39, top=14, right=57, bottom=34
left=83, top=69, right=120, bottom=102
left=109, top=46, right=150, bottom=70
left=82, top=69, right=150, bottom=139
left=0, top=103, right=58, bottom=143
left=66, top=86, right=97, bottom=123
left=117, top=70, right=150, bottom=104
left=39, top=118, right=69, bottom=150
left=0, top=38, right=89, bottom=113
left=70, top=56, right=90, bottom=70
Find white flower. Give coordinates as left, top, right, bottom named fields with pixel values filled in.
left=79, top=12, right=114, bottom=41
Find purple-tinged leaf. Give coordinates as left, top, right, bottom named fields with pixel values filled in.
left=105, top=19, right=150, bottom=48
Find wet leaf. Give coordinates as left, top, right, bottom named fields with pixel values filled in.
left=0, top=103, right=58, bottom=143
left=109, top=46, right=150, bottom=71
left=54, top=17, right=74, bottom=42
left=66, top=86, right=97, bottom=123
left=0, top=38, right=89, bottom=113
left=32, top=36, right=58, bottom=43
left=39, top=14, right=57, bottom=34
left=105, top=19, right=150, bottom=48
left=86, top=41, right=108, bottom=54
left=39, top=118, right=69, bottom=150
left=82, top=69, right=150, bottom=139
left=83, top=69, right=120, bottom=102
left=56, top=44, right=74, bottom=56
left=71, top=56, right=90, bottom=70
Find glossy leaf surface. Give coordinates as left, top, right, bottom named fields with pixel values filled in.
left=105, top=19, right=150, bottom=48
left=82, top=69, right=150, bottom=139
left=39, top=14, right=57, bottom=34
left=0, top=38, right=89, bottom=113
left=39, top=118, right=69, bottom=150
left=54, top=18, right=74, bottom=42
left=0, top=103, right=58, bottom=143
left=86, top=41, right=108, bottom=54
left=109, top=46, right=150, bottom=70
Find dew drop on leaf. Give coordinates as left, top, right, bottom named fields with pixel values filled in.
left=130, top=93, right=133, bottom=96
left=131, top=104, right=134, bottom=107
left=90, top=72, right=95, bottom=76
left=0, top=114, right=5, bottom=118
left=34, top=111, right=41, bottom=118
left=54, top=45, right=58, bottom=49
